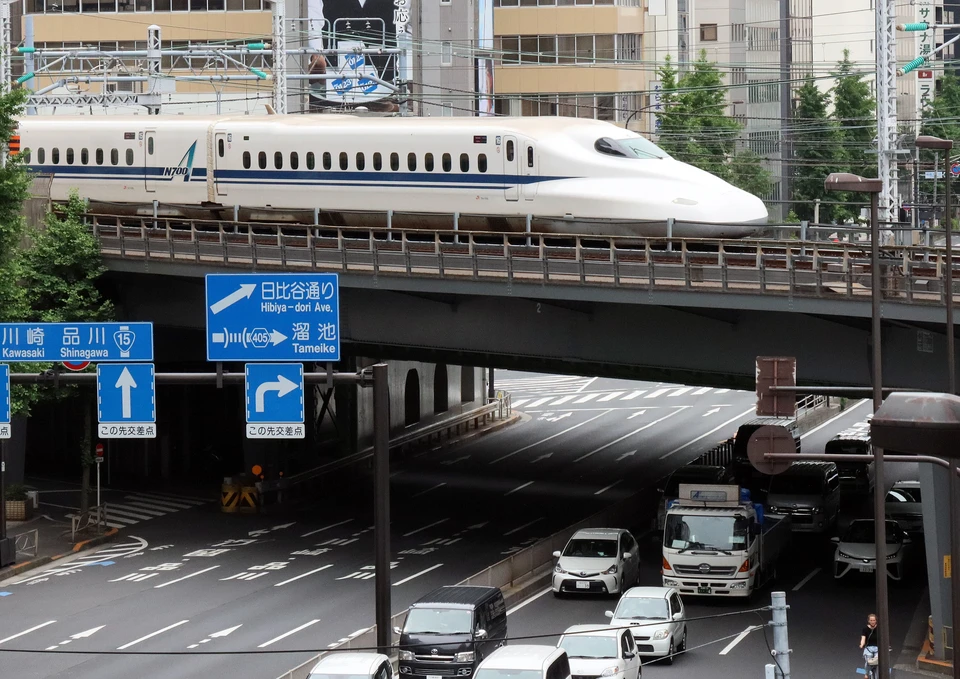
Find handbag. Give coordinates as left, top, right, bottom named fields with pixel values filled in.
left=867, top=656, right=879, bottom=666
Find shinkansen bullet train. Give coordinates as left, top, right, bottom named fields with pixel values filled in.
left=16, top=114, right=768, bottom=237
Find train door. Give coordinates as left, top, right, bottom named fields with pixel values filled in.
left=503, top=136, right=519, bottom=201
left=214, top=132, right=229, bottom=197
left=144, top=130, right=156, bottom=192
left=522, top=142, right=537, bottom=201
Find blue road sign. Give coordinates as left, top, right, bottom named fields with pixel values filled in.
left=245, top=363, right=305, bottom=439
left=0, top=364, right=10, bottom=440
left=205, top=274, right=340, bottom=362
left=97, top=364, right=157, bottom=439
left=0, top=323, right=153, bottom=363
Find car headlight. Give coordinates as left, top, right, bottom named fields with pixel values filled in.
left=730, top=581, right=747, bottom=589
left=653, top=629, right=670, bottom=640
left=455, top=652, right=475, bottom=663
left=600, top=666, right=622, bottom=677
left=838, top=551, right=854, bottom=560
left=663, top=578, right=679, bottom=587
left=399, top=651, right=415, bottom=661
left=603, top=564, right=618, bottom=575
left=887, top=551, right=900, bottom=561
left=767, top=506, right=779, bottom=513
left=555, top=564, right=567, bottom=574
left=813, top=507, right=824, bottom=515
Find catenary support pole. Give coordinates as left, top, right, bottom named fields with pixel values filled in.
left=770, top=591, right=791, bottom=679
left=945, top=150, right=955, bottom=395
left=271, top=0, right=287, bottom=114
left=0, top=439, right=10, bottom=567
left=373, top=363, right=391, bottom=654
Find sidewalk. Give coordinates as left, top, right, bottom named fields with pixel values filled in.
left=0, top=513, right=118, bottom=581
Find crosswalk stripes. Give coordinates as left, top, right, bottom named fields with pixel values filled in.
left=67, top=493, right=209, bottom=529
left=691, top=387, right=712, bottom=395
left=645, top=388, right=670, bottom=399
left=668, top=387, right=694, bottom=397
left=597, top=392, right=623, bottom=402
left=511, top=386, right=747, bottom=411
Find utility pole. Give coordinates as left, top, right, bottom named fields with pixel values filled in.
left=270, top=0, right=287, bottom=114
left=0, top=0, right=11, bottom=96
left=876, top=0, right=900, bottom=234
left=779, top=0, right=792, bottom=216
left=770, top=591, right=792, bottom=679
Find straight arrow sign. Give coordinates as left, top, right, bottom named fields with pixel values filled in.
left=115, top=367, right=137, bottom=419
left=210, top=283, right=256, bottom=314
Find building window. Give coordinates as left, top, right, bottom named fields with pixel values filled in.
left=441, top=41, right=453, bottom=65
left=732, top=67, right=746, bottom=85
left=700, top=24, right=718, bottom=41
left=732, top=23, right=745, bottom=42
left=441, top=0, right=451, bottom=4
left=441, top=102, right=453, bottom=116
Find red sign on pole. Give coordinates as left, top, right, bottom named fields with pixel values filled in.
left=918, top=70, right=934, bottom=79
left=63, top=361, right=91, bottom=371
left=95, top=443, right=104, bottom=457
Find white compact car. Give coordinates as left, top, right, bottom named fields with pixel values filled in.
left=308, top=652, right=393, bottom=679
left=605, top=587, right=686, bottom=665
left=474, top=645, right=571, bottom=679
left=886, top=480, right=923, bottom=533
left=558, top=625, right=641, bottom=679
left=552, top=528, right=640, bottom=596
left=833, top=519, right=913, bottom=581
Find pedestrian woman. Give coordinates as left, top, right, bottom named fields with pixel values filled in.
left=861, top=613, right=879, bottom=677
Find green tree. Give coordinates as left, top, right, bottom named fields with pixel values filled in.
left=833, top=49, right=876, bottom=178
left=792, top=75, right=844, bottom=222
left=919, top=74, right=960, bottom=223
left=728, top=150, right=773, bottom=198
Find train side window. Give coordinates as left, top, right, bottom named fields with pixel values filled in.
left=323, top=152, right=332, bottom=170
left=506, top=140, right=514, bottom=161
left=149, top=137, right=156, bottom=155
left=96, top=148, right=103, bottom=165
left=22, top=148, right=30, bottom=163
left=290, top=152, right=299, bottom=170
left=258, top=151, right=267, bottom=170
left=459, top=153, right=469, bottom=172
left=527, top=146, right=534, bottom=167
left=425, top=153, right=434, bottom=172
left=52, top=148, right=59, bottom=164
left=356, top=152, right=365, bottom=170
left=339, top=152, right=348, bottom=170
left=37, top=148, right=45, bottom=164
left=390, top=152, right=399, bottom=171
left=110, top=149, right=118, bottom=165
left=478, top=153, right=487, bottom=173
left=442, top=153, right=451, bottom=172
left=81, top=148, right=89, bottom=165
left=407, top=152, right=417, bottom=171
left=274, top=151, right=283, bottom=169
left=373, top=152, right=382, bottom=171
left=243, top=151, right=251, bottom=169
left=217, top=138, right=224, bottom=157
left=126, top=149, right=134, bottom=165
left=66, top=148, right=74, bottom=165
left=306, top=152, right=315, bottom=170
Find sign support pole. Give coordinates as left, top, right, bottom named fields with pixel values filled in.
left=0, top=439, right=10, bottom=567
left=96, top=458, right=101, bottom=509
left=373, top=363, right=391, bottom=654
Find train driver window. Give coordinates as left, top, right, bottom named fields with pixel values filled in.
left=373, top=152, right=382, bottom=171
left=323, top=152, right=332, bottom=170
left=150, top=137, right=156, bottom=155
left=356, top=152, right=365, bottom=170
left=390, top=153, right=399, bottom=171
left=258, top=151, right=267, bottom=170
left=52, top=148, right=59, bottom=164
left=339, top=152, right=348, bottom=170
left=527, top=145, right=534, bottom=167
left=96, top=148, right=104, bottom=165
left=442, top=153, right=451, bottom=172
left=306, top=152, right=315, bottom=170
left=407, top=152, right=417, bottom=171
left=478, top=153, right=487, bottom=173
left=126, top=149, right=134, bottom=165
left=111, top=149, right=118, bottom=165
left=424, top=153, right=434, bottom=172
left=81, top=148, right=89, bottom=165
left=506, top=140, right=514, bottom=161
left=37, top=148, right=45, bottom=164
left=243, top=151, right=251, bottom=169
left=66, top=148, right=74, bottom=165
left=217, top=138, right=224, bottom=157
left=460, top=153, right=469, bottom=172
left=274, top=151, right=283, bottom=169
left=290, top=152, right=299, bottom=170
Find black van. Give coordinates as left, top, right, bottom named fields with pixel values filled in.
left=824, top=424, right=875, bottom=494
left=397, top=585, right=507, bottom=679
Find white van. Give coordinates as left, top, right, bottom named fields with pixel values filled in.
left=474, top=645, right=571, bottom=679
left=308, top=652, right=393, bottom=679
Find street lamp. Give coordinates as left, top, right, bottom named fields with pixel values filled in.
left=825, top=171, right=890, bottom=678
left=915, top=135, right=955, bottom=395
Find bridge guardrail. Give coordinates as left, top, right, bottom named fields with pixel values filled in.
left=88, top=215, right=958, bottom=308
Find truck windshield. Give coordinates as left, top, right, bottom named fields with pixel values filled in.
left=663, top=514, right=749, bottom=552
left=404, top=608, right=473, bottom=635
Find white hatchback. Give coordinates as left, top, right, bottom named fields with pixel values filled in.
left=605, top=587, right=686, bottom=665
left=552, top=528, right=640, bottom=596
left=308, top=653, right=394, bottom=679
left=558, top=625, right=641, bottom=679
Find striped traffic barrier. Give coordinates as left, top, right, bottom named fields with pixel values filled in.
left=221, top=482, right=240, bottom=513
left=238, top=485, right=260, bottom=514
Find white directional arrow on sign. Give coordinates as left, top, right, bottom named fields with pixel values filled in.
left=255, top=375, right=299, bottom=412
left=269, top=330, right=288, bottom=346
left=210, top=625, right=242, bottom=639
left=115, top=367, right=137, bottom=419
left=616, top=450, right=637, bottom=462
left=210, top=283, right=256, bottom=315
left=530, top=453, right=553, bottom=464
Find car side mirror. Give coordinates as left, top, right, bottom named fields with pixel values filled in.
left=553, top=551, right=562, bottom=559
left=393, top=626, right=402, bottom=635
left=623, top=552, right=633, bottom=560
left=623, top=652, right=635, bottom=660
left=604, top=611, right=614, bottom=619
left=672, top=612, right=683, bottom=621
left=476, top=629, right=488, bottom=639
left=830, top=536, right=840, bottom=544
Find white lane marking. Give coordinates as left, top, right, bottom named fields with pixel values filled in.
left=392, top=563, right=444, bottom=586
left=660, top=406, right=757, bottom=459
left=573, top=393, right=601, bottom=404
left=123, top=498, right=186, bottom=511
left=504, top=517, right=543, bottom=536
left=526, top=397, right=554, bottom=408
left=491, top=410, right=611, bottom=464
left=0, top=621, right=57, bottom=645
left=257, top=619, right=321, bottom=648
left=800, top=399, right=869, bottom=439
left=597, top=392, right=624, bottom=402
left=621, top=390, right=646, bottom=400
left=627, top=410, right=648, bottom=419
left=616, top=450, right=637, bottom=461
left=505, top=481, right=534, bottom=496
left=719, top=625, right=762, bottom=655
left=106, top=504, right=162, bottom=518
left=124, top=491, right=208, bottom=505
left=403, top=518, right=449, bottom=537
left=645, top=388, right=670, bottom=399
left=574, top=407, right=689, bottom=463
left=575, top=377, right=597, bottom=393
left=530, top=453, right=553, bottom=464
left=668, top=387, right=694, bottom=397
left=274, top=565, right=334, bottom=587
left=126, top=495, right=194, bottom=510
left=154, top=565, right=220, bottom=589
left=506, top=587, right=552, bottom=616
left=510, top=399, right=530, bottom=408
left=692, top=387, right=712, bottom=396
left=117, top=620, right=190, bottom=650
left=301, top=518, right=352, bottom=538
left=413, top=483, right=446, bottom=498
left=793, top=567, right=822, bottom=591
left=714, top=389, right=730, bottom=394
left=594, top=480, right=622, bottom=495
left=549, top=395, right=578, bottom=406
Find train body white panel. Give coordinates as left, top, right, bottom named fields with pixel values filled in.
left=17, top=114, right=768, bottom=237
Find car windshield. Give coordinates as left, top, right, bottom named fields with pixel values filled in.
left=560, top=635, right=618, bottom=659
left=562, top=538, right=618, bottom=558
left=768, top=474, right=824, bottom=495
left=594, top=136, right=669, bottom=160
left=404, top=608, right=473, bottom=635
left=614, top=597, right=669, bottom=620
left=842, top=521, right=902, bottom=544
left=311, top=675, right=372, bottom=679
left=475, top=670, right=544, bottom=679
left=663, top=514, right=749, bottom=552
left=887, top=487, right=921, bottom=503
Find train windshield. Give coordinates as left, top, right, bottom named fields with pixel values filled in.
left=595, top=136, right=669, bottom=160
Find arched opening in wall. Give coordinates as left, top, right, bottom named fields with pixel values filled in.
left=434, top=364, right=449, bottom=414
left=461, top=366, right=475, bottom=404
left=404, top=369, right=421, bottom=427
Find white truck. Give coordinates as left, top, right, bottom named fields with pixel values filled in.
left=661, top=484, right=791, bottom=598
